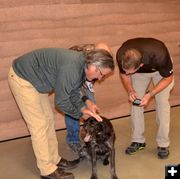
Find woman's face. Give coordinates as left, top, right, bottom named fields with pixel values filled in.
left=85, top=64, right=112, bottom=81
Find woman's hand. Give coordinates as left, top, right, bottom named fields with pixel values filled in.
left=81, top=107, right=103, bottom=122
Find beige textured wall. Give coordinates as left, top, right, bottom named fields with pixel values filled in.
left=0, top=0, right=180, bottom=140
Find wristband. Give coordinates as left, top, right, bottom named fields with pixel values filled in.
left=82, top=96, right=89, bottom=103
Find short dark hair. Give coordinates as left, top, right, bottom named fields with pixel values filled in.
left=117, top=49, right=142, bottom=70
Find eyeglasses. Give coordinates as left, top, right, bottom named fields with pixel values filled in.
left=97, top=66, right=105, bottom=78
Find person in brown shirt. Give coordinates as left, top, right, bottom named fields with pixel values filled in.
left=116, top=37, right=174, bottom=159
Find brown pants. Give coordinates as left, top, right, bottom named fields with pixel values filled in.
left=8, top=67, right=60, bottom=175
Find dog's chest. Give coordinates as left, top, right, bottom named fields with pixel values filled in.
left=94, top=143, right=109, bottom=155
left=83, top=141, right=110, bottom=155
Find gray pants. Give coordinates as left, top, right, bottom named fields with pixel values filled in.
left=131, top=72, right=174, bottom=147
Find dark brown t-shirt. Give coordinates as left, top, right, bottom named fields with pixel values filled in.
left=116, top=38, right=173, bottom=77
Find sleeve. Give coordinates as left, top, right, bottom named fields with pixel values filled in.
left=158, top=53, right=173, bottom=77
left=54, top=65, right=85, bottom=119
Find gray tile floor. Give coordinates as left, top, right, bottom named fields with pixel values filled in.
left=0, top=106, right=180, bottom=179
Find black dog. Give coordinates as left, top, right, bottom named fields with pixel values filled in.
left=79, top=117, right=118, bottom=179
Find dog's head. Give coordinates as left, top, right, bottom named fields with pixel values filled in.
left=83, top=117, right=113, bottom=143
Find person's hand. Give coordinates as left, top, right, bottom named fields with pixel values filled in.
left=81, top=107, right=103, bottom=122
left=140, top=93, right=151, bottom=106
left=85, top=99, right=100, bottom=114
left=128, top=90, right=138, bottom=102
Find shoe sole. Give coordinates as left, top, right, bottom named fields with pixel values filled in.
left=57, top=158, right=80, bottom=170
left=157, top=153, right=169, bottom=159
left=41, top=176, right=49, bottom=179
left=125, top=146, right=146, bottom=155
left=41, top=175, right=74, bottom=179
left=158, top=156, right=169, bottom=159
left=58, top=164, right=78, bottom=170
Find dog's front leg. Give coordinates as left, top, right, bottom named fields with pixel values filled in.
left=107, top=140, right=118, bottom=179
left=110, top=147, right=118, bottom=179
left=90, top=143, right=98, bottom=179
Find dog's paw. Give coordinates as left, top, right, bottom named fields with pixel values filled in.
left=90, top=175, right=98, bottom=179
left=103, top=159, right=109, bottom=165
left=112, top=175, right=118, bottom=179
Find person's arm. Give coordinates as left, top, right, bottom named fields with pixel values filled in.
left=140, top=74, right=174, bottom=106
left=55, top=67, right=102, bottom=121
left=82, top=98, right=100, bottom=114
left=150, top=74, right=173, bottom=95
left=120, top=73, right=138, bottom=102
left=81, top=106, right=102, bottom=122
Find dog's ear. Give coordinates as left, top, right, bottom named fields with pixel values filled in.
left=103, top=120, right=113, bottom=136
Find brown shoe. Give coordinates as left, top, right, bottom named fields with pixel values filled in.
left=41, top=168, right=74, bottom=179
left=57, top=158, right=79, bottom=170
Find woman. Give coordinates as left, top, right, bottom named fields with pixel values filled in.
left=65, top=43, right=113, bottom=154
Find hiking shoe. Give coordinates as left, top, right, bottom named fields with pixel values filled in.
left=57, top=158, right=79, bottom=170
left=68, top=143, right=82, bottom=153
left=125, top=142, right=146, bottom=155
left=157, top=147, right=169, bottom=159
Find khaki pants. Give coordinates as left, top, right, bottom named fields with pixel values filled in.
left=8, top=67, right=60, bottom=175
left=131, top=72, right=174, bottom=147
